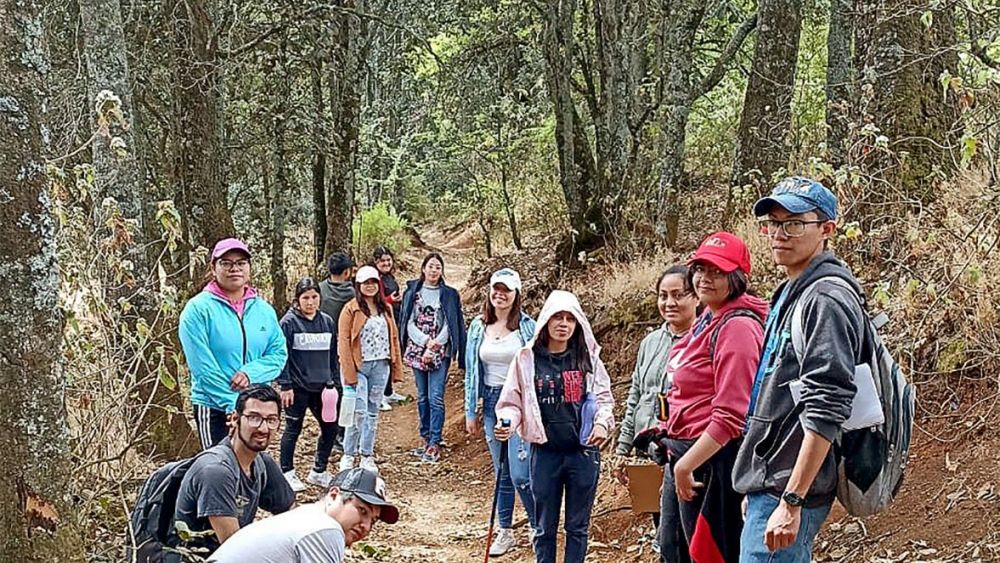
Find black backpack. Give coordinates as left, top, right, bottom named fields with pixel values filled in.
left=125, top=453, right=209, bottom=562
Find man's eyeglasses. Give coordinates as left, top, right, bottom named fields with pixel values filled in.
left=757, top=219, right=826, bottom=238
left=242, top=413, right=280, bottom=429
left=218, top=259, right=250, bottom=270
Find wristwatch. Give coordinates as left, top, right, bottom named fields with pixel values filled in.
left=781, top=491, right=805, bottom=507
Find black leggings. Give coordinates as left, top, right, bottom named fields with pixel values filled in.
left=279, top=388, right=338, bottom=473
left=193, top=404, right=229, bottom=450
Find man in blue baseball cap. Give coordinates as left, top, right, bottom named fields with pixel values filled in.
left=733, top=177, right=866, bottom=562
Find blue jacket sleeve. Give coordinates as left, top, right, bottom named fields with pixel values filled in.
left=464, top=317, right=484, bottom=420
left=178, top=300, right=231, bottom=389
left=241, top=306, right=289, bottom=385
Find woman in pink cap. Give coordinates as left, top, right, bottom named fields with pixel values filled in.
left=178, top=238, right=288, bottom=449
left=649, top=232, right=769, bottom=562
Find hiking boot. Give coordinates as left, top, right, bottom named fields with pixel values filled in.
left=379, top=398, right=392, bottom=412
left=360, top=456, right=378, bottom=473
left=339, top=455, right=356, bottom=472
left=421, top=445, right=441, bottom=464
left=489, top=528, right=515, bottom=556
left=283, top=470, right=306, bottom=492
left=307, top=470, right=334, bottom=489
left=388, top=392, right=407, bottom=403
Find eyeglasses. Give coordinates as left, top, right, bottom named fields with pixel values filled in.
left=691, top=264, right=727, bottom=279
left=242, top=413, right=280, bottom=429
left=757, top=219, right=826, bottom=238
left=218, top=259, right=250, bottom=270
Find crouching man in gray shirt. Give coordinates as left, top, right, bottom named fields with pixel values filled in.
left=209, top=468, right=400, bottom=562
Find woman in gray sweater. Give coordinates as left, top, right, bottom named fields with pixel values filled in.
left=614, top=265, right=699, bottom=544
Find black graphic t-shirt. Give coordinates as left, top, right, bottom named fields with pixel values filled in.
left=533, top=348, right=585, bottom=451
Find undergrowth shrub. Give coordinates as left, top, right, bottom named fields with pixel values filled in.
left=353, top=202, right=410, bottom=260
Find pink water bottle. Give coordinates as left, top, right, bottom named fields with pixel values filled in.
left=321, top=384, right=340, bottom=423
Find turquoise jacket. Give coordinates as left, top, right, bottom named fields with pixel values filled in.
left=464, top=313, right=536, bottom=420
left=178, top=291, right=288, bottom=412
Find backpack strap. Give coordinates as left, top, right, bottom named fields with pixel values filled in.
left=708, top=308, right=765, bottom=360
left=790, top=276, right=863, bottom=360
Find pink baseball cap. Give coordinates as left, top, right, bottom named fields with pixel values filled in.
left=211, top=238, right=251, bottom=261
left=687, top=232, right=752, bottom=274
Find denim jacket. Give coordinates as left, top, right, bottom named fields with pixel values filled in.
left=464, top=313, right=536, bottom=421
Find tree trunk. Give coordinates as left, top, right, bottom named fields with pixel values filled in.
left=324, top=0, right=366, bottom=258
left=826, top=0, right=853, bottom=168
left=0, top=0, right=80, bottom=557
left=731, top=0, right=804, bottom=203
left=268, top=21, right=290, bottom=314
left=538, top=0, right=603, bottom=256
left=80, top=0, right=194, bottom=459
left=853, top=0, right=958, bottom=206
left=653, top=0, right=708, bottom=245
left=310, top=56, right=328, bottom=268
left=499, top=166, right=522, bottom=251
left=592, top=0, right=643, bottom=227
left=169, top=0, right=235, bottom=260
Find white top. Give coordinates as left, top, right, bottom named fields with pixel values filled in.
left=479, top=330, right=521, bottom=388
left=208, top=502, right=346, bottom=563
left=360, top=314, right=390, bottom=361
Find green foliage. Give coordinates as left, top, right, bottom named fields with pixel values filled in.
left=352, top=202, right=410, bottom=260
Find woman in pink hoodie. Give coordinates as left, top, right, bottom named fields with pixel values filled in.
left=494, top=290, right=615, bottom=563
left=655, top=232, right=768, bottom=563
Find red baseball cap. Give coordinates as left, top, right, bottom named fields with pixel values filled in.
left=686, top=232, right=752, bottom=274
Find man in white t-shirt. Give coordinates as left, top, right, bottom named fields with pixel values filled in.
left=209, top=468, right=400, bottom=562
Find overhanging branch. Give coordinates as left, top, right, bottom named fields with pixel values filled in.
left=696, top=11, right=758, bottom=98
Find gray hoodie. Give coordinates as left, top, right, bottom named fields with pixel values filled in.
left=615, top=324, right=685, bottom=455
left=732, top=252, right=865, bottom=506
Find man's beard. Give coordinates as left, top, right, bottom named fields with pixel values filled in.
left=238, top=429, right=270, bottom=452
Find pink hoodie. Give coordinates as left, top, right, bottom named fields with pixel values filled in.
left=661, top=293, right=769, bottom=445
left=205, top=280, right=258, bottom=318
left=495, top=290, right=615, bottom=445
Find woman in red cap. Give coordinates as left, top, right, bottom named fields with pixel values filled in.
left=651, top=232, right=769, bottom=562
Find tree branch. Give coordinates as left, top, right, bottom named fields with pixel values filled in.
left=965, top=7, right=1000, bottom=70
left=696, top=11, right=758, bottom=98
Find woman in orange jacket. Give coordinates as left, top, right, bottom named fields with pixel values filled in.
left=337, top=266, right=404, bottom=474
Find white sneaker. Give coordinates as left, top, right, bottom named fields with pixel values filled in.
left=360, top=456, right=378, bottom=473
left=339, top=455, right=356, bottom=472
left=379, top=398, right=392, bottom=411
left=283, top=470, right=306, bottom=492
left=307, top=470, right=334, bottom=488
left=388, top=392, right=407, bottom=403
left=489, top=528, right=515, bottom=557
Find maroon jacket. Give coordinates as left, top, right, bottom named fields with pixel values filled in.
left=661, top=293, right=768, bottom=445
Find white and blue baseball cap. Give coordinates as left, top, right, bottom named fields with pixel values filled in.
left=753, top=176, right=838, bottom=220
left=489, top=268, right=522, bottom=292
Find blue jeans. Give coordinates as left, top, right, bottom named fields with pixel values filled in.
left=482, top=386, right=536, bottom=529
left=531, top=447, right=600, bottom=563
left=414, top=359, right=450, bottom=447
left=739, top=492, right=832, bottom=563
left=343, top=360, right=390, bottom=457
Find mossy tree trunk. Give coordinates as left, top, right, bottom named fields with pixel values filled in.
left=0, top=0, right=81, bottom=558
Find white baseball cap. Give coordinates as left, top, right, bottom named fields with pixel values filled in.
left=489, top=268, right=522, bottom=292
left=356, top=265, right=380, bottom=284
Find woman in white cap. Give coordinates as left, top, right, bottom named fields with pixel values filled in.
left=179, top=237, right=288, bottom=449
left=464, top=268, right=537, bottom=555
left=337, top=266, right=404, bottom=472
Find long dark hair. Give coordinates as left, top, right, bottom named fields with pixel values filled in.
left=419, top=252, right=446, bottom=284
left=354, top=279, right=389, bottom=317
left=373, top=245, right=394, bottom=264
left=483, top=289, right=523, bottom=332
left=533, top=314, right=593, bottom=375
